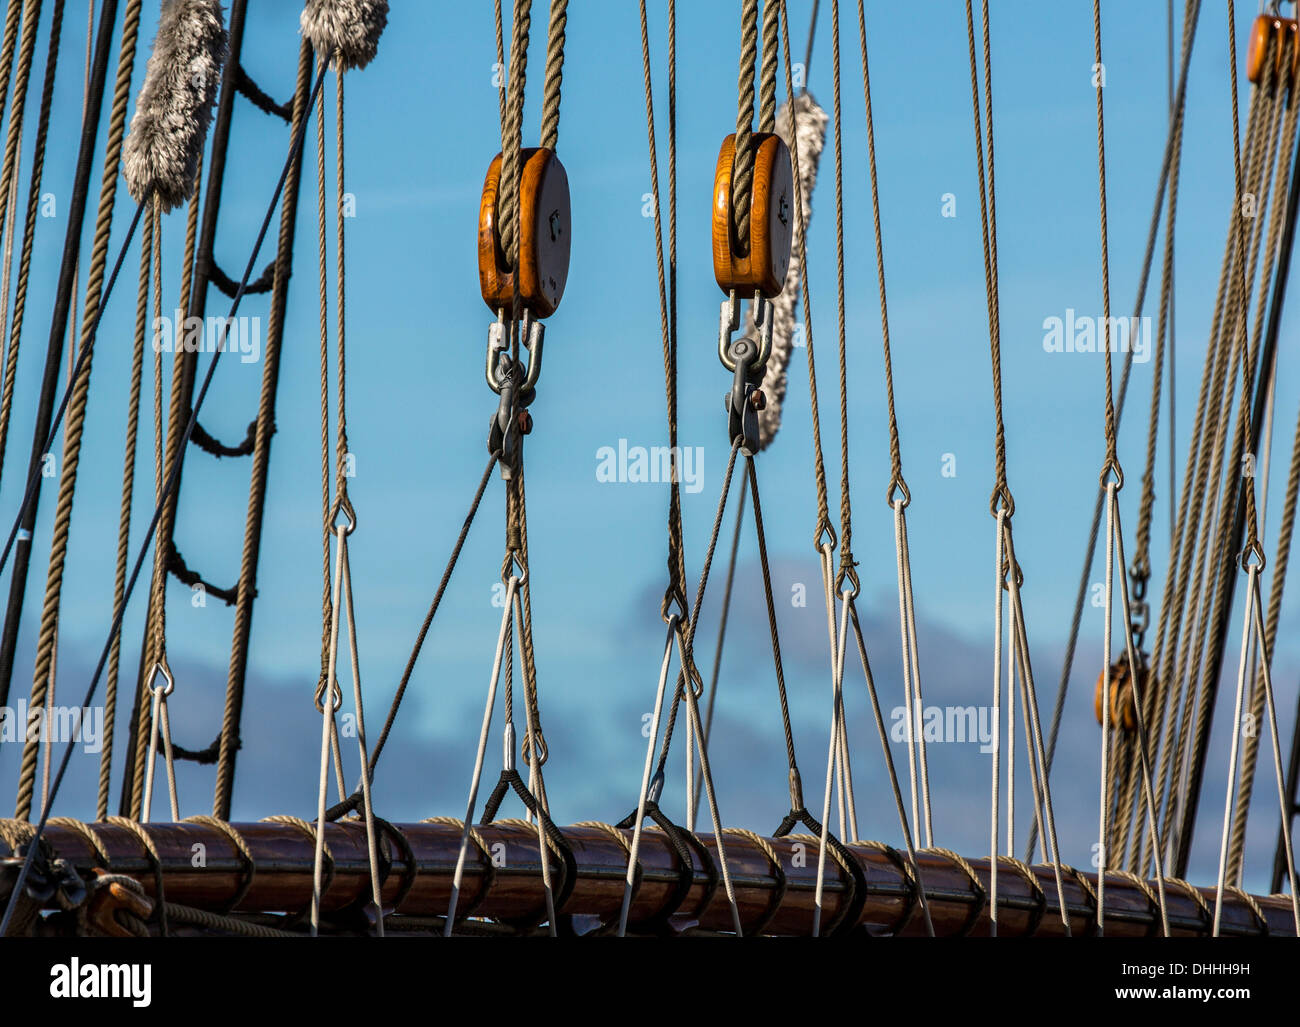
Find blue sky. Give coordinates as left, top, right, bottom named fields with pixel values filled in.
left=0, top=0, right=1297, bottom=897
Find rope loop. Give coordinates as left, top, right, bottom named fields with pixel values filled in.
left=887, top=476, right=911, bottom=511
left=520, top=728, right=549, bottom=768
left=500, top=551, right=528, bottom=587
left=329, top=493, right=357, bottom=537
left=660, top=586, right=688, bottom=628
left=1241, top=538, right=1267, bottom=572
left=834, top=555, right=860, bottom=599
left=813, top=518, right=838, bottom=554
left=148, top=658, right=175, bottom=698
left=989, top=482, right=1015, bottom=519
left=1099, top=456, right=1125, bottom=492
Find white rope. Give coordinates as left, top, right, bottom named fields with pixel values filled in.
left=1108, top=484, right=1170, bottom=935
left=445, top=573, right=521, bottom=936
left=1246, top=569, right=1300, bottom=931
left=894, top=499, right=933, bottom=847
left=1004, top=521, right=1073, bottom=935
left=818, top=543, right=855, bottom=842
left=1098, top=482, right=1114, bottom=935
left=674, top=625, right=743, bottom=935
left=617, top=616, right=677, bottom=937
left=141, top=662, right=179, bottom=824
left=311, top=525, right=349, bottom=935
left=338, top=527, right=386, bottom=936
left=990, top=507, right=1005, bottom=935
left=512, top=586, right=556, bottom=935
left=813, top=586, right=850, bottom=937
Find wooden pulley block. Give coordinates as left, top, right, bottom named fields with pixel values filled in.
left=478, top=147, right=571, bottom=318
left=1093, top=654, right=1151, bottom=734
left=712, top=132, right=794, bottom=299
left=1247, top=14, right=1299, bottom=85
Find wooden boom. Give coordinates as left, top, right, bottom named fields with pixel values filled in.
left=1, top=818, right=1291, bottom=936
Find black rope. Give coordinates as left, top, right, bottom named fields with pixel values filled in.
left=235, top=63, right=292, bottom=121
left=170, top=732, right=229, bottom=764
left=207, top=256, right=277, bottom=297
left=166, top=542, right=242, bottom=605
left=189, top=418, right=259, bottom=458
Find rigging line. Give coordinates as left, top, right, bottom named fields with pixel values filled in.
left=538, top=0, right=566, bottom=151
left=857, top=0, right=933, bottom=845
left=1203, top=11, right=1300, bottom=875
left=964, top=0, right=1011, bottom=514
left=1144, top=68, right=1273, bottom=871
left=731, top=0, right=759, bottom=250
left=1104, top=484, right=1173, bottom=936
left=0, top=0, right=119, bottom=716
left=778, top=0, right=833, bottom=545
left=637, top=0, right=685, bottom=618
left=801, top=0, right=819, bottom=90
left=846, top=601, right=934, bottom=935
left=1172, top=0, right=1275, bottom=874
left=812, top=585, right=851, bottom=937
left=322, top=452, right=500, bottom=815
left=0, top=52, right=330, bottom=937
left=1167, top=0, right=1177, bottom=553
left=990, top=506, right=1005, bottom=937
left=1035, top=0, right=1204, bottom=844
left=0, top=0, right=40, bottom=278
left=690, top=462, right=747, bottom=823
left=497, top=0, right=531, bottom=271
left=1093, top=0, right=1119, bottom=478
left=0, top=0, right=65, bottom=501
left=100, top=161, right=146, bottom=822
left=13, top=0, right=144, bottom=824
left=1246, top=570, right=1300, bottom=929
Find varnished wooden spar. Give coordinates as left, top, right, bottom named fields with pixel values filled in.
left=1, top=819, right=1291, bottom=936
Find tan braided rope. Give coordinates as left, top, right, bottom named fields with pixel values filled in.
left=0, top=0, right=66, bottom=496
left=423, top=816, right=497, bottom=922
left=538, top=0, right=566, bottom=151
left=212, top=40, right=315, bottom=818
left=47, top=815, right=109, bottom=866
left=184, top=815, right=255, bottom=911
left=15, top=0, right=143, bottom=822
left=730, top=0, right=759, bottom=251
left=922, top=845, right=986, bottom=937
left=496, top=0, right=530, bottom=270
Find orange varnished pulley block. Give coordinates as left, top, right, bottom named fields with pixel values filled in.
left=712, top=132, right=795, bottom=299
left=478, top=147, right=571, bottom=317
left=1248, top=14, right=1300, bottom=85
left=1094, top=655, right=1153, bottom=734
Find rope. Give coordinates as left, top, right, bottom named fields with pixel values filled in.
left=422, top=816, right=496, bottom=921
left=183, top=815, right=254, bottom=911
left=46, top=815, right=109, bottom=865
left=778, top=0, right=832, bottom=545
left=1091, top=0, right=1119, bottom=482
left=637, top=0, right=686, bottom=620
left=0, top=55, right=330, bottom=937
left=262, top=814, right=332, bottom=923
left=1038, top=0, right=1202, bottom=832
left=213, top=38, right=315, bottom=819
left=538, top=0, right=566, bottom=151
left=497, top=0, right=531, bottom=270
left=14, top=0, right=143, bottom=822
left=99, top=141, right=154, bottom=822
left=165, top=902, right=298, bottom=937
left=964, top=0, right=1011, bottom=515
left=0, top=0, right=64, bottom=502
left=730, top=0, right=759, bottom=251
left=105, top=814, right=168, bottom=935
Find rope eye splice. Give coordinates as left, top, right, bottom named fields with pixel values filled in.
left=714, top=132, right=793, bottom=456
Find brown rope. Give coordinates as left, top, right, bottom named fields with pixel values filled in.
left=730, top=0, right=759, bottom=251
left=497, top=0, right=531, bottom=270
left=538, top=0, right=567, bottom=151
left=15, top=0, right=143, bottom=822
